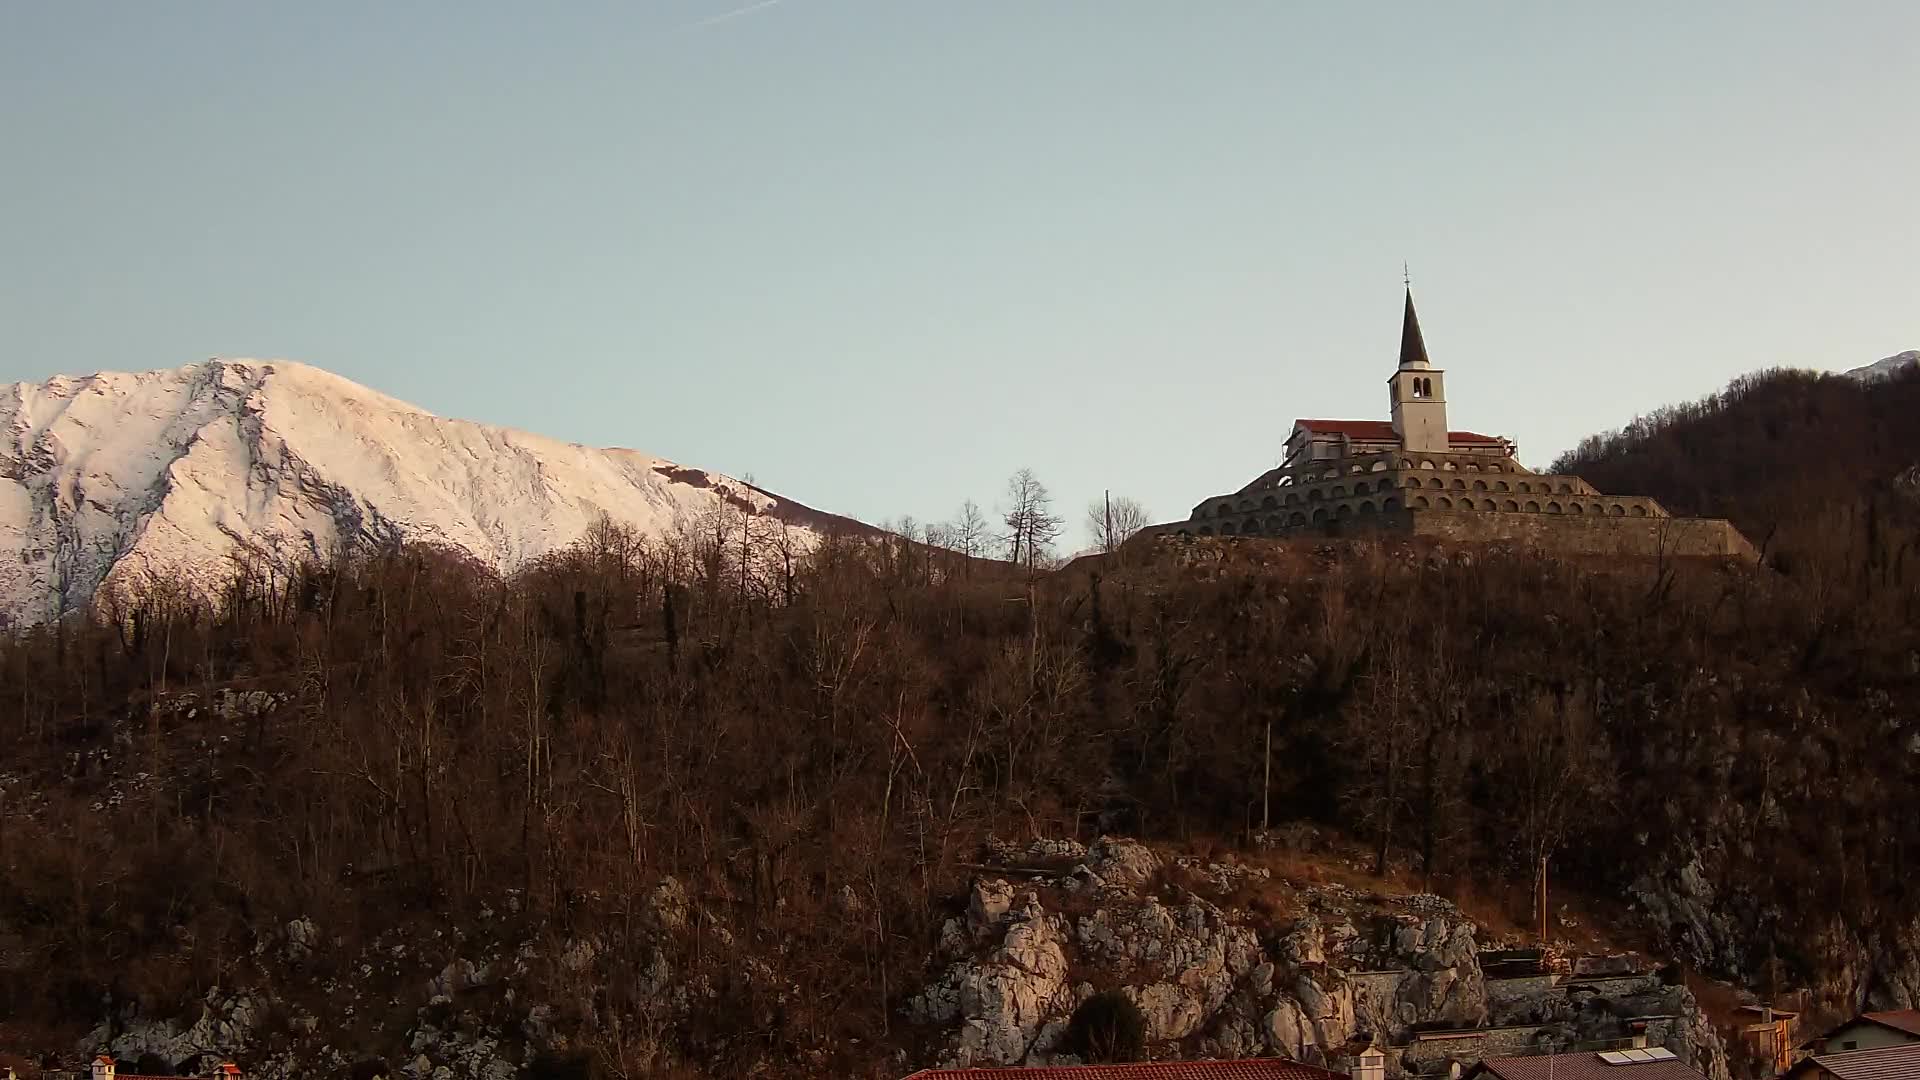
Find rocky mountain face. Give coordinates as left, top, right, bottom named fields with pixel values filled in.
left=70, top=836, right=1729, bottom=1080
left=0, top=360, right=844, bottom=626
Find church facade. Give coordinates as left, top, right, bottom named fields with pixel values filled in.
left=1159, top=290, right=1755, bottom=560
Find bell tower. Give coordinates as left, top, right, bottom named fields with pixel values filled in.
left=1388, top=286, right=1449, bottom=453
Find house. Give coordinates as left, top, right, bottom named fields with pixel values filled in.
left=88, top=1057, right=241, bottom=1080
left=1782, top=1041, right=1920, bottom=1080
left=1463, top=1047, right=1707, bottom=1080
left=1804, top=1010, right=1920, bottom=1055
left=899, top=1058, right=1357, bottom=1080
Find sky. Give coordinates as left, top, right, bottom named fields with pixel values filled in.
left=3, top=2, right=1916, bottom=547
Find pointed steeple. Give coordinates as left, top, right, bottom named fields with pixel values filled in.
left=1398, top=287, right=1431, bottom=370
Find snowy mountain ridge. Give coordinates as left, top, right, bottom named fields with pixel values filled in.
left=0, top=359, right=848, bottom=627
left=1845, top=350, right=1920, bottom=382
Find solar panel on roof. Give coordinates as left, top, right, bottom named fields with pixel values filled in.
left=1643, top=1048, right=1676, bottom=1061
left=1596, top=1052, right=1629, bottom=1065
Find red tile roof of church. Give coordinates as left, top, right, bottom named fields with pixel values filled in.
left=900, top=1060, right=1348, bottom=1080
left=1292, top=419, right=1505, bottom=446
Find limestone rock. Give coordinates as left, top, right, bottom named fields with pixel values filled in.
left=968, top=879, right=1017, bottom=937
left=646, top=876, right=690, bottom=933
left=910, top=893, right=1071, bottom=1067
left=1087, top=836, right=1162, bottom=890
left=1264, top=998, right=1313, bottom=1058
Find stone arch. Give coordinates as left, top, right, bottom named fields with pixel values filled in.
left=1284, top=492, right=1299, bottom=507
left=1496, top=481, right=1510, bottom=492
left=1546, top=501, right=1562, bottom=513
left=1465, top=463, right=1482, bottom=473
left=1457, top=499, right=1473, bottom=511
left=1399, top=458, right=1414, bottom=469
left=1443, top=461, right=1458, bottom=471
left=1502, top=499, right=1519, bottom=512
left=1473, top=479, right=1489, bottom=491
left=1487, top=463, right=1504, bottom=473
left=1526, top=500, right=1541, bottom=512
left=1221, top=522, right=1237, bottom=535
left=1437, top=496, right=1454, bottom=509
left=1558, top=482, right=1573, bottom=494
left=1311, top=508, right=1328, bottom=523
left=1569, top=503, right=1584, bottom=515
left=1262, top=495, right=1278, bottom=509
left=1351, top=480, right=1369, bottom=495
left=1383, top=496, right=1401, bottom=511
left=1277, top=475, right=1293, bottom=486
left=1591, top=503, right=1606, bottom=515
left=1349, top=464, right=1365, bottom=475
left=1332, top=485, right=1348, bottom=498
left=1308, top=488, right=1325, bottom=502
left=1360, top=500, right=1377, bottom=514
left=1335, top=503, right=1354, bottom=517
left=1370, top=459, right=1388, bottom=472
left=1239, top=500, right=1254, bottom=511
left=1198, top=526, right=1214, bottom=536
left=1412, top=495, right=1429, bottom=509
left=1451, top=478, right=1467, bottom=490
left=1517, top=481, right=1532, bottom=493
left=1245, top=517, right=1265, bottom=534
left=1419, top=460, right=1437, bottom=470
left=1217, top=503, right=1234, bottom=517
left=1608, top=504, right=1625, bottom=516
left=1289, top=512, right=1307, bottom=526
left=1631, top=504, right=1648, bottom=517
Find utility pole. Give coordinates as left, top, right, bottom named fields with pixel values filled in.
left=1262, top=718, right=1272, bottom=833
left=1104, top=489, right=1112, bottom=553
left=1538, top=854, right=1549, bottom=944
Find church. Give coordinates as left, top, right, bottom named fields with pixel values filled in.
left=1160, top=289, right=1755, bottom=560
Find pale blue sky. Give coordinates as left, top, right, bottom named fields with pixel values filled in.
left=3, top=2, right=1915, bottom=542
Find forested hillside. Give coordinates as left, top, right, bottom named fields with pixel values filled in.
left=1, top=368, right=1918, bottom=1077
left=1555, top=364, right=1920, bottom=581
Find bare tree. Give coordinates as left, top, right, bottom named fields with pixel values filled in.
left=1086, top=493, right=1151, bottom=554
left=949, top=499, right=991, bottom=577
left=1002, top=468, right=1064, bottom=573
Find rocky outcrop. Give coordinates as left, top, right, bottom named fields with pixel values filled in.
left=909, top=886, right=1074, bottom=1066
left=907, top=837, right=1731, bottom=1080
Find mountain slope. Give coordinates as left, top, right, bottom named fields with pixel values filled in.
left=0, top=359, right=850, bottom=625
left=1550, top=359, right=1920, bottom=574
left=1845, top=349, right=1920, bottom=381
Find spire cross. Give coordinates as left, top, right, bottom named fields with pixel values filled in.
left=1403, top=262, right=1411, bottom=289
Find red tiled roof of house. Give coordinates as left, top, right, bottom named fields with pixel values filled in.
left=901, top=1060, right=1348, bottom=1080
left=1861, top=1009, right=1920, bottom=1037
left=1468, top=1052, right=1706, bottom=1080
left=1791, top=1042, right=1920, bottom=1080
left=1291, top=419, right=1505, bottom=446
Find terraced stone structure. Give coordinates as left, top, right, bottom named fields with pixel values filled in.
left=1160, top=289, right=1755, bottom=561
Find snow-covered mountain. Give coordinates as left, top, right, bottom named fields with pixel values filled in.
left=0, top=359, right=855, bottom=626
left=1845, top=350, right=1920, bottom=381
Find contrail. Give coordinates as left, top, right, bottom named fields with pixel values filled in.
left=685, top=0, right=784, bottom=29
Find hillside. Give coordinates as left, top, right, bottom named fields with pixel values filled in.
left=1552, top=361, right=1920, bottom=578
left=2, top=364, right=1919, bottom=1079
left=0, top=360, right=858, bottom=628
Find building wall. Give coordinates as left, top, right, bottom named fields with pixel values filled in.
left=1396, top=510, right=1757, bottom=560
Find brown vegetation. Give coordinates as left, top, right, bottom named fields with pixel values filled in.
left=1, top=367, right=1919, bottom=1075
